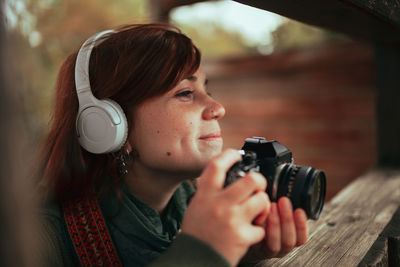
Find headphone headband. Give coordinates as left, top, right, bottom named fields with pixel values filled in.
left=75, top=30, right=116, bottom=94
left=74, top=29, right=128, bottom=154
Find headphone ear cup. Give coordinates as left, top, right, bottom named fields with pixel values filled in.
left=76, top=98, right=128, bottom=154
left=102, top=98, right=128, bottom=149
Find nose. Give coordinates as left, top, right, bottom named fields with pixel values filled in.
left=203, top=99, right=225, bottom=120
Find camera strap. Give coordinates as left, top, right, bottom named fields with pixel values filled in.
left=62, top=197, right=122, bottom=267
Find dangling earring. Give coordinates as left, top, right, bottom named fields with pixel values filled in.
left=116, top=148, right=131, bottom=176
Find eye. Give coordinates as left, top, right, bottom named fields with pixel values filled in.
left=175, top=90, right=194, bottom=100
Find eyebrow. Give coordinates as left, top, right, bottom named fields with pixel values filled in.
left=185, top=75, right=209, bottom=85
left=186, top=76, right=197, bottom=82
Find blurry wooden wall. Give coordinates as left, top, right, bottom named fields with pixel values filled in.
left=204, top=41, right=376, bottom=200
left=0, top=2, right=39, bottom=265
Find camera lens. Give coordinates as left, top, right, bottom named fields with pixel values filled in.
left=309, top=170, right=325, bottom=219
left=271, top=163, right=326, bottom=220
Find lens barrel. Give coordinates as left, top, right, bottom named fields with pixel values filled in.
left=225, top=150, right=327, bottom=220
left=271, top=163, right=326, bottom=220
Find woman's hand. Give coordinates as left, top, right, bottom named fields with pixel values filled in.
left=181, top=149, right=271, bottom=266
left=263, top=197, right=308, bottom=258
left=242, top=197, right=308, bottom=263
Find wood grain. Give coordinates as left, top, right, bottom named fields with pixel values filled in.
left=359, top=208, right=400, bottom=266
left=255, top=169, right=400, bottom=266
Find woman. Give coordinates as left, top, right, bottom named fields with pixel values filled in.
left=38, top=24, right=308, bottom=267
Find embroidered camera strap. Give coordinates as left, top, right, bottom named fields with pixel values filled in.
left=63, top=197, right=122, bottom=267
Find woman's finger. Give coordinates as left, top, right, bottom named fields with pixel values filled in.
left=197, top=149, right=241, bottom=191
left=223, top=172, right=267, bottom=203
left=265, top=203, right=281, bottom=257
left=242, top=225, right=266, bottom=245
left=253, top=194, right=270, bottom=226
left=240, top=191, right=270, bottom=223
left=294, top=208, right=308, bottom=246
left=277, top=197, right=296, bottom=254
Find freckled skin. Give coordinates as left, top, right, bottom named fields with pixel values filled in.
left=129, top=67, right=225, bottom=175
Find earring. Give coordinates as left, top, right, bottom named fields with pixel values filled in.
left=116, top=149, right=131, bottom=176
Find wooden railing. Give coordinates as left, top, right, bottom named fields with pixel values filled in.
left=257, top=169, right=400, bottom=266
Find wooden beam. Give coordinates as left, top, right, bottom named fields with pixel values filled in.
left=157, top=0, right=204, bottom=11
left=375, top=45, right=400, bottom=168
left=234, top=0, right=400, bottom=44
left=234, top=0, right=400, bottom=167
left=359, top=208, right=400, bottom=266
left=243, top=169, right=400, bottom=266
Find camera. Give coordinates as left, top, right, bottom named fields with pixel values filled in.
left=225, top=137, right=326, bottom=220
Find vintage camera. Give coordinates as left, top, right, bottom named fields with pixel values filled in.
left=225, top=137, right=326, bottom=220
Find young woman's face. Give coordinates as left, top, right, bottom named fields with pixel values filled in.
left=129, top=67, right=225, bottom=176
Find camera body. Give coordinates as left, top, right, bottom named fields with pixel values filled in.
left=225, top=137, right=326, bottom=220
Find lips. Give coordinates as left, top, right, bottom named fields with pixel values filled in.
left=199, top=132, right=222, bottom=141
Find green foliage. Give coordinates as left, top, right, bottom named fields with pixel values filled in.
left=271, top=19, right=349, bottom=52
left=172, top=21, right=258, bottom=60
left=5, top=0, right=149, bottom=139
left=5, top=0, right=263, bottom=141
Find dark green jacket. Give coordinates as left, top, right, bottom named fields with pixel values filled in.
left=39, top=182, right=231, bottom=267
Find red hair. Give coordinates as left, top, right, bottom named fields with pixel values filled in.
left=39, top=24, right=201, bottom=202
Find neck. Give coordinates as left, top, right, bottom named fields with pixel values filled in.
left=124, top=161, right=188, bottom=213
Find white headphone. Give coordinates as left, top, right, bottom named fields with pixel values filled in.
left=75, top=30, right=128, bottom=154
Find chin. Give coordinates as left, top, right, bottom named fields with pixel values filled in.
left=184, top=156, right=215, bottom=176
left=200, top=142, right=223, bottom=154
left=196, top=151, right=221, bottom=170
left=197, top=151, right=218, bottom=164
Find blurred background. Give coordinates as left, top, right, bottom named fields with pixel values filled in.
left=4, top=0, right=375, bottom=201
left=0, top=0, right=379, bottom=265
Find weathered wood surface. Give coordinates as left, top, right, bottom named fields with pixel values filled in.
left=358, top=207, right=400, bottom=266
left=234, top=0, right=400, bottom=44
left=348, top=0, right=400, bottom=26
left=256, top=169, right=400, bottom=266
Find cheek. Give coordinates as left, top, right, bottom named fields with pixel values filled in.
left=131, top=111, right=196, bottom=157
left=131, top=126, right=199, bottom=172
left=154, top=118, right=196, bottom=152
